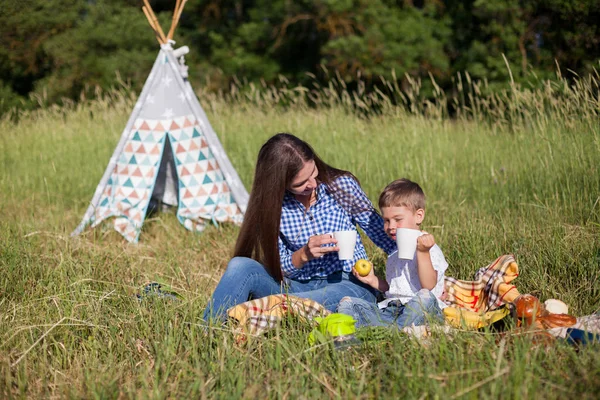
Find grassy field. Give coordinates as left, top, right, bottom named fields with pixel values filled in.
left=1, top=74, right=599, bottom=398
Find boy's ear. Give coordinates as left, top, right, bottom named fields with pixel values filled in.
left=415, top=208, right=425, bottom=225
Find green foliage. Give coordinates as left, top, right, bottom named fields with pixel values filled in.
left=447, top=0, right=600, bottom=90
left=321, top=1, right=451, bottom=82
left=0, top=81, right=29, bottom=115
left=0, top=0, right=83, bottom=101
left=36, top=2, right=158, bottom=102
left=1, top=0, right=599, bottom=111
left=207, top=30, right=281, bottom=81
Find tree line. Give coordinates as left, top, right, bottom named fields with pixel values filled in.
left=1, top=0, right=599, bottom=114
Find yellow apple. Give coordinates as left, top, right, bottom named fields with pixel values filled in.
left=354, top=259, right=372, bottom=277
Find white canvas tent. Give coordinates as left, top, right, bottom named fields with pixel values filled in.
left=72, top=0, right=248, bottom=242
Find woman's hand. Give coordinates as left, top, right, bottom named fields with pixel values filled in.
left=292, top=234, right=340, bottom=268
left=302, top=234, right=339, bottom=262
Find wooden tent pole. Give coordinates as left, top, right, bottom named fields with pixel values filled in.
left=142, top=6, right=164, bottom=44
left=168, top=0, right=188, bottom=40
left=167, top=0, right=182, bottom=40
left=143, top=0, right=167, bottom=44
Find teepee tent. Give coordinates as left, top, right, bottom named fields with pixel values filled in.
left=72, top=0, right=248, bottom=242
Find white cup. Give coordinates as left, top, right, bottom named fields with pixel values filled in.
left=332, top=230, right=357, bottom=260
left=396, top=228, right=424, bottom=259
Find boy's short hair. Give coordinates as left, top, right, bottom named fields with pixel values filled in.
left=378, top=178, right=425, bottom=212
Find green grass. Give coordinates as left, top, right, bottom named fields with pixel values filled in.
left=1, top=76, right=599, bottom=398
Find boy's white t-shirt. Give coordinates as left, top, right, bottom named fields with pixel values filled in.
left=378, top=244, right=448, bottom=310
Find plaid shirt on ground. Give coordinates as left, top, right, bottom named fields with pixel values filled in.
left=279, top=175, right=395, bottom=280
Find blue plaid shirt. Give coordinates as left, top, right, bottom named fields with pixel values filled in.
left=278, top=175, right=396, bottom=280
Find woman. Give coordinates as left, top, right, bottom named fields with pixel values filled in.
left=204, top=133, right=395, bottom=321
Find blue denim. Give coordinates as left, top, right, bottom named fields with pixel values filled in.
left=337, top=289, right=443, bottom=328
left=203, top=256, right=378, bottom=322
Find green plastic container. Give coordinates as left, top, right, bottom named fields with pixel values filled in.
left=308, top=313, right=357, bottom=345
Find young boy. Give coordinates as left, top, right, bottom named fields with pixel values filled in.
left=337, top=178, right=448, bottom=328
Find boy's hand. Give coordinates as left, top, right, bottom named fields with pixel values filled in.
left=416, top=232, right=435, bottom=252
left=351, top=266, right=378, bottom=288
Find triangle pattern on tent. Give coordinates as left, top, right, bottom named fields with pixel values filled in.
left=167, top=116, right=243, bottom=228
left=72, top=46, right=247, bottom=243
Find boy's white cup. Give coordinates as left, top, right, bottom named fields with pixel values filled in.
left=396, top=228, right=424, bottom=259
left=332, top=230, right=357, bottom=260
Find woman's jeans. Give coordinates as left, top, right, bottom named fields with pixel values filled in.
left=337, top=289, right=443, bottom=328
left=203, top=257, right=379, bottom=322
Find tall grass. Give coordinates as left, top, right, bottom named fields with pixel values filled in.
left=0, top=69, right=599, bottom=398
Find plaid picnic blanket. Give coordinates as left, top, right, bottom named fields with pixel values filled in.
left=443, top=254, right=521, bottom=313
left=227, top=255, right=521, bottom=340
left=227, top=294, right=330, bottom=339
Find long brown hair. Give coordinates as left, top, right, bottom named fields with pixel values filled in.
left=233, top=133, right=354, bottom=281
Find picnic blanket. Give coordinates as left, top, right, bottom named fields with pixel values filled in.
left=227, top=294, right=330, bottom=340
left=443, top=254, right=521, bottom=313
left=227, top=255, right=527, bottom=338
